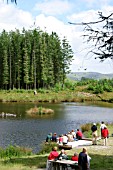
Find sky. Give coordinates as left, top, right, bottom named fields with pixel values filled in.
left=0, top=0, right=113, bottom=74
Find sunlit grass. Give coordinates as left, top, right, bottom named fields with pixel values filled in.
left=0, top=90, right=99, bottom=103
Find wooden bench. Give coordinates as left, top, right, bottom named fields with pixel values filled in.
left=48, top=159, right=78, bottom=170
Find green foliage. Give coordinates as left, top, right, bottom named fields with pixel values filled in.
left=0, top=28, right=73, bottom=90
left=37, top=88, right=49, bottom=93
left=87, top=79, right=113, bottom=94
left=38, top=106, right=42, bottom=115
left=81, top=123, right=92, bottom=138
left=38, top=142, right=58, bottom=155
left=77, top=78, right=96, bottom=86
left=64, top=79, right=76, bottom=90
left=0, top=145, right=32, bottom=158
left=81, top=123, right=91, bottom=133
left=52, top=83, right=63, bottom=92
left=93, top=85, right=104, bottom=94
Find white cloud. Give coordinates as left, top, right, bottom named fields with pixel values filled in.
left=79, top=0, right=111, bottom=9
left=0, top=2, right=34, bottom=31
left=34, top=0, right=73, bottom=15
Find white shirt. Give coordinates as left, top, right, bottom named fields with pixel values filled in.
left=62, top=135, right=68, bottom=143
left=100, top=123, right=106, bottom=129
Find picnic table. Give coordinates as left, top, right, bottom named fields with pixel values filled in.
left=48, top=159, right=78, bottom=170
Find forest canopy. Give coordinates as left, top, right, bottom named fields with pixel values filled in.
left=0, top=28, right=73, bottom=90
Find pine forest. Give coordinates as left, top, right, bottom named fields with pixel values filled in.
left=0, top=28, right=74, bottom=90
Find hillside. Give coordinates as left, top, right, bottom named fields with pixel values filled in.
left=67, top=72, right=113, bottom=80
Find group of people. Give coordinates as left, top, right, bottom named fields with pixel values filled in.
left=47, top=146, right=91, bottom=170
left=46, top=129, right=83, bottom=144
left=91, top=121, right=109, bottom=146
left=46, top=121, right=109, bottom=146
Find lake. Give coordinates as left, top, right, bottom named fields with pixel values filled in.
left=0, top=101, right=113, bottom=153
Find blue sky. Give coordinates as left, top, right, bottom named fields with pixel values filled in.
left=1, top=0, right=113, bottom=73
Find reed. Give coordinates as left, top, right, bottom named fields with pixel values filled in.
left=26, top=106, right=54, bottom=117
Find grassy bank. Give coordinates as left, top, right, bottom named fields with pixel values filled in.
left=0, top=124, right=112, bottom=170
left=0, top=89, right=103, bottom=103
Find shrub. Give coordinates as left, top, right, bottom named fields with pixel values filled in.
left=38, top=142, right=58, bottom=155
left=81, top=123, right=91, bottom=133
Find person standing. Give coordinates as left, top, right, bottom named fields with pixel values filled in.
left=100, top=121, right=106, bottom=138
left=78, top=147, right=88, bottom=170
left=91, top=123, right=98, bottom=145
left=101, top=127, right=109, bottom=146
left=86, top=152, right=91, bottom=170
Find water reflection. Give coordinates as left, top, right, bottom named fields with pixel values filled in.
left=0, top=102, right=113, bottom=153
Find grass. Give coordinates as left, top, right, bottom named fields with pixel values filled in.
left=0, top=89, right=100, bottom=103
left=67, top=137, right=113, bottom=170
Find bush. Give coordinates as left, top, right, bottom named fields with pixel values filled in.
left=81, top=123, right=91, bottom=133
left=38, top=142, right=58, bottom=155
left=93, top=85, right=104, bottom=94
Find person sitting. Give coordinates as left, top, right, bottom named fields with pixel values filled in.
left=52, top=133, right=57, bottom=142
left=46, top=133, right=52, bottom=142
left=76, top=129, right=83, bottom=140
left=57, top=149, right=68, bottom=160
left=48, top=146, right=59, bottom=160
left=62, top=134, right=68, bottom=145
left=47, top=146, right=59, bottom=169
left=59, top=134, right=63, bottom=144
left=71, top=152, right=78, bottom=161
left=71, top=129, right=76, bottom=138
left=67, top=131, right=74, bottom=142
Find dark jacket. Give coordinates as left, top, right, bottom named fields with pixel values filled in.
left=91, top=125, right=97, bottom=132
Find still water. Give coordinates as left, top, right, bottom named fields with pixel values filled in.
left=0, top=102, right=113, bottom=153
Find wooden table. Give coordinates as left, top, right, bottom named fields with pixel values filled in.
left=48, top=159, right=78, bottom=170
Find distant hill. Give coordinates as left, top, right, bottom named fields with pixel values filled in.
left=67, top=72, right=113, bottom=80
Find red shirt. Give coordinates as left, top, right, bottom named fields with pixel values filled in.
left=71, top=156, right=78, bottom=161
left=76, top=131, right=83, bottom=137
left=48, top=151, right=59, bottom=160
left=102, top=128, right=109, bottom=138
left=59, top=137, right=63, bottom=143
